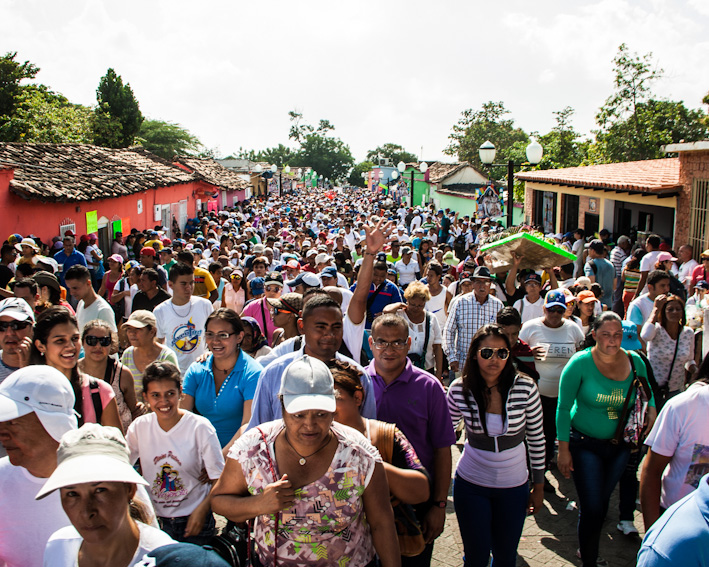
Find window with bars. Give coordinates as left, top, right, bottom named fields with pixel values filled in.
left=689, top=179, right=709, bottom=259
left=59, top=219, right=76, bottom=238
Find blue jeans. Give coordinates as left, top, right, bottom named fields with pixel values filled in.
left=453, top=475, right=529, bottom=567
left=569, top=428, right=630, bottom=567
left=158, top=511, right=216, bottom=546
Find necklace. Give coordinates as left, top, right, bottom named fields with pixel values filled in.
left=484, top=382, right=499, bottom=395
left=170, top=300, right=192, bottom=318
left=284, top=431, right=333, bottom=466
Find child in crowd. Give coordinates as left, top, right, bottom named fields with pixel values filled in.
left=126, top=361, right=224, bottom=545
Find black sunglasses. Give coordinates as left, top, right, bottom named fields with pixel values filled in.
left=0, top=320, right=32, bottom=332
left=479, top=347, right=510, bottom=360
left=84, top=335, right=112, bottom=347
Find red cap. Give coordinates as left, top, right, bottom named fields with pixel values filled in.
left=140, top=246, right=156, bottom=257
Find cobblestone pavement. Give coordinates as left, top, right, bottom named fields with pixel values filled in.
left=431, top=444, right=645, bottom=567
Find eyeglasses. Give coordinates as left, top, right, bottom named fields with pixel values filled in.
left=84, top=335, right=112, bottom=347
left=0, top=320, right=32, bottom=332
left=372, top=339, right=408, bottom=351
left=265, top=286, right=281, bottom=293
left=205, top=331, right=236, bottom=341
left=478, top=347, right=510, bottom=360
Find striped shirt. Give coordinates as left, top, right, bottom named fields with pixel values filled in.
left=442, top=292, right=503, bottom=368
left=447, top=374, right=545, bottom=484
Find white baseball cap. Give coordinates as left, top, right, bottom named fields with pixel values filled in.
left=0, top=365, right=77, bottom=442
left=0, top=297, right=35, bottom=322
left=279, top=355, right=336, bottom=414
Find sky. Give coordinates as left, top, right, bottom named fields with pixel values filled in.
left=2, top=0, right=708, bottom=164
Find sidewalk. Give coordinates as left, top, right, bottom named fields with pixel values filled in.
left=431, top=445, right=645, bottom=567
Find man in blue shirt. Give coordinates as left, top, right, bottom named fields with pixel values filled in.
left=584, top=239, right=616, bottom=309
left=53, top=235, right=87, bottom=289
left=246, top=294, right=376, bottom=430
left=637, top=473, right=709, bottom=566
left=350, top=262, right=402, bottom=331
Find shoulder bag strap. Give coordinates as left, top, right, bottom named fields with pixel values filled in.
left=259, top=298, right=269, bottom=338
left=664, top=332, right=681, bottom=386
left=89, top=377, right=103, bottom=424
left=371, top=420, right=396, bottom=464
left=256, top=427, right=279, bottom=567
left=422, top=313, right=431, bottom=358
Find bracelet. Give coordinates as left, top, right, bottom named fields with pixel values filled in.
left=433, top=500, right=447, bottom=508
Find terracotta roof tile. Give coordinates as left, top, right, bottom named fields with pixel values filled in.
left=516, top=158, right=681, bottom=194
left=175, top=156, right=251, bottom=191
left=0, top=143, right=196, bottom=202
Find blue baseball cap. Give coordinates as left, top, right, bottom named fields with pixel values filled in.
left=544, top=290, right=566, bottom=309
left=136, top=543, right=230, bottom=567
left=621, top=320, right=642, bottom=351
left=320, top=266, right=338, bottom=279
left=250, top=276, right=265, bottom=295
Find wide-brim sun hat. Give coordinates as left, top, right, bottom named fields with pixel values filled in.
left=36, top=423, right=148, bottom=500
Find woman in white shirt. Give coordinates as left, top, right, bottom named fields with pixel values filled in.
left=640, top=293, right=697, bottom=408
left=38, top=423, right=175, bottom=567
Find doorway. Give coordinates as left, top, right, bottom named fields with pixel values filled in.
left=584, top=213, right=599, bottom=237
left=563, top=194, right=579, bottom=234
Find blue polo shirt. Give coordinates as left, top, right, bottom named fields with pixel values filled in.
left=637, top=473, right=709, bottom=566
left=53, top=249, right=88, bottom=286
left=183, top=351, right=262, bottom=447
left=350, top=280, right=403, bottom=330
left=367, top=359, right=456, bottom=472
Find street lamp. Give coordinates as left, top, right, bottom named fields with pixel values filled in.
left=253, top=164, right=263, bottom=196
left=397, top=160, right=428, bottom=206
left=478, top=139, right=543, bottom=227
left=319, top=174, right=323, bottom=188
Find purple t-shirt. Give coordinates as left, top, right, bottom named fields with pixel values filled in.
left=367, top=359, right=456, bottom=472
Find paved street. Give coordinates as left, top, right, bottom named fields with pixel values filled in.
left=431, top=444, right=645, bottom=567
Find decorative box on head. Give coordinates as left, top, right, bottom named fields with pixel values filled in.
left=480, top=229, right=576, bottom=274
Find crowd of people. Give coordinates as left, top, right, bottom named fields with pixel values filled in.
left=0, top=185, right=708, bottom=567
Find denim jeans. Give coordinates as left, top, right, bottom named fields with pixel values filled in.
left=618, top=446, right=644, bottom=521
left=569, top=428, right=630, bottom=567
left=540, top=395, right=558, bottom=468
left=453, top=475, right=530, bottom=567
left=158, top=511, right=216, bottom=546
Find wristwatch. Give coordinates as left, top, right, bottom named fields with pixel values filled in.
left=433, top=500, right=447, bottom=508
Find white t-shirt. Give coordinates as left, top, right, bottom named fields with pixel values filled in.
left=43, top=522, right=174, bottom=567
left=572, top=239, right=585, bottom=277
left=426, top=287, right=448, bottom=330
left=76, top=296, right=117, bottom=333
left=83, top=244, right=102, bottom=269
left=126, top=412, right=224, bottom=518
left=644, top=382, right=709, bottom=509
left=401, top=311, right=442, bottom=370
left=513, top=296, right=545, bottom=325
left=153, top=297, right=214, bottom=375
left=519, top=318, right=585, bottom=398
left=639, top=250, right=662, bottom=273
left=0, top=458, right=69, bottom=567
left=679, top=259, right=699, bottom=290
left=627, top=294, right=655, bottom=327
left=395, top=259, right=418, bottom=285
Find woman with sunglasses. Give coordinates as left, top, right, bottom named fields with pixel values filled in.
left=267, top=292, right=303, bottom=348
left=447, top=324, right=545, bottom=567
left=223, top=268, right=247, bottom=313
left=557, top=312, right=657, bottom=566
left=181, top=308, right=263, bottom=451
left=239, top=316, right=272, bottom=359
left=78, top=319, right=143, bottom=431
left=30, top=306, right=123, bottom=431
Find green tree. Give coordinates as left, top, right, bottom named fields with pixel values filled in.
left=366, top=143, right=417, bottom=165
left=347, top=161, right=375, bottom=187
left=136, top=119, right=201, bottom=160
left=536, top=107, right=590, bottom=169
left=257, top=144, right=298, bottom=168
left=288, top=110, right=334, bottom=143
left=295, top=133, right=354, bottom=181
left=593, top=99, right=708, bottom=162
left=5, top=87, right=93, bottom=143
left=0, top=52, right=40, bottom=141
left=444, top=101, right=529, bottom=179
left=92, top=68, right=143, bottom=148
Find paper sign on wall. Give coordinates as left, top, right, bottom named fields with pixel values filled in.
left=121, top=218, right=131, bottom=234
left=86, top=211, right=98, bottom=234
left=112, top=220, right=122, bottom=237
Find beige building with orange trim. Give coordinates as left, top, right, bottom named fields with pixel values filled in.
left=517, top=142, right=709, bottom=255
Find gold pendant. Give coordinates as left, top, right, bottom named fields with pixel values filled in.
left=299, top=458, right=306, bottom=466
